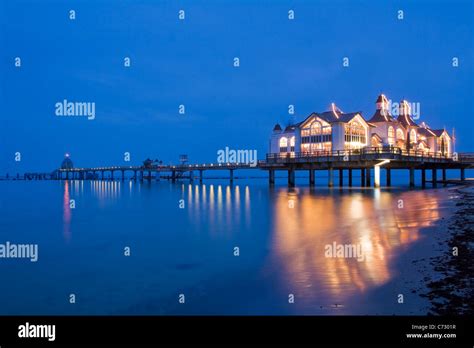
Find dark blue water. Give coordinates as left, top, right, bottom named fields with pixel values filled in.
left=0, top=176, right=458, bottom=315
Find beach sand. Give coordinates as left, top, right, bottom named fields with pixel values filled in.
left=416, top=183, right=474, bottom=315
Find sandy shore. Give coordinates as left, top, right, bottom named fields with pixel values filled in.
left=417, top=183, right=474, bottom=315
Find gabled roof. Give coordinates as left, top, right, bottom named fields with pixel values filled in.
left=431, top=129, right=450, bottom=138
left=284, top=125, right=298, bottom=132
left=298, top=110, right=364, bottom=128
left=317, top=111, right=363, bottom=123
left=418, top=127, right=437, bottom=137
left=375, top=95, right=385, bottom=103
left=371, top=133, right=383, bottom=142
left=368, top=109, right=398, bottom=123
left=397, top=114, right=418, bottom=127
left=417, top=139, right=429, bottom=147
left=273, top=123, right=282, bottom=131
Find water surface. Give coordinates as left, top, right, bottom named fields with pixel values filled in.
left=0, top=179, right=454, bottom=315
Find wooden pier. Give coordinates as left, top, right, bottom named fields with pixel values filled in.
left=15, top=148, right=474, bottom=188
left=260, top=148, right=473, bottom=188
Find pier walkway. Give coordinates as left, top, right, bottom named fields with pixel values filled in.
left=17, top=148, right=474, bottom=188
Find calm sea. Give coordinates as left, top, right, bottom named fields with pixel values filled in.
left=0, top=174, right=459, bottom=315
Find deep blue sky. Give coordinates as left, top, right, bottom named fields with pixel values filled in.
left=1, top=0, right=473, bottom=172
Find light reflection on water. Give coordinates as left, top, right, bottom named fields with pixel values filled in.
left=53, top=180, right=449, bottom=314
left=266, top=187, right=443, bottom=313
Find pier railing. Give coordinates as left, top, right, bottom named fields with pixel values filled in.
left=264, top=147, right=458, bottom=164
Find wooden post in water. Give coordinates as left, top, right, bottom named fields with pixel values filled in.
left=328, top=167, right=334, bottom=187
left=230, top=169, right=234, bottom=184
left=365, top=168, right=371, bottom=187
left=461, top=168, right=465, bottom=181
left=361, top=168, right=365, bottom=187
left=386, top=168, right=391, bottom=187
left=421, top=168, right=426, bottom=188
left=409, top=167, right=415, bottom=188
left=442, top=168, right=447, bottom=186
left=309, top=169, right=315, bottom=186
left=432, top=169, right=437, bottom=187
left=288, top=169, right=295, bottom=187
left=199, top=170, right=204, bottom=184
left=348, top=169, right=353, bottom=187
left=339, top=169, right=343, bottom=187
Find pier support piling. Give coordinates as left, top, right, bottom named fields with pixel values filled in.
left=409, top=167, right=415, bottom=188
left=348, top=169, right=353, bottom=187
left=339, top=169, right=343, bottom=187
left=199, top=170, right=203, bottom=184
left=461, top=168, right=465, bottom=181
left=386, top=168, right=391, bottom=187
left=309, top=169, right=315, bottom=186
left=421, top=168, right=426, bottom=188
left=365, top=168, right=371, bottom=187
left=121, top=170, right=125, bottom=181
left=230, top=169, right=234, bottom=184
left=442, top=168, right=447, bottom=186
left=328, top=167, right=334, bottom=187
left=288, top=169, right=295, bottom=187
left=432, top=169, right=437, bottom=188
left=269, top=169, right=275, bottom=185
left=361, top=168, right=365, bottom=187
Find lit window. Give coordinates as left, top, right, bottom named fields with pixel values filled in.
left=410, top=129, right=417, bottom=143
left=279, top=137, right=288, bottom=153
left=344, top=121, right=366, bottom=148
left=396, top=128, right=404, bottom=140
left=388, top=126, right=395, bottom=145
left=310, top=121, right=322, bottom=135
left=289, top=136, right=295, bottom=152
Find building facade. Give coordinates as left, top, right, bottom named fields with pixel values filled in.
left=270, top=94, right=452, bottom=157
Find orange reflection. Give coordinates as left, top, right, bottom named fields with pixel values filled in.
left=270, top=188, right=441, bottom=310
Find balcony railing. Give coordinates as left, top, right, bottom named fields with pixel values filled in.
left=263, top=147, right=457, bottom=164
